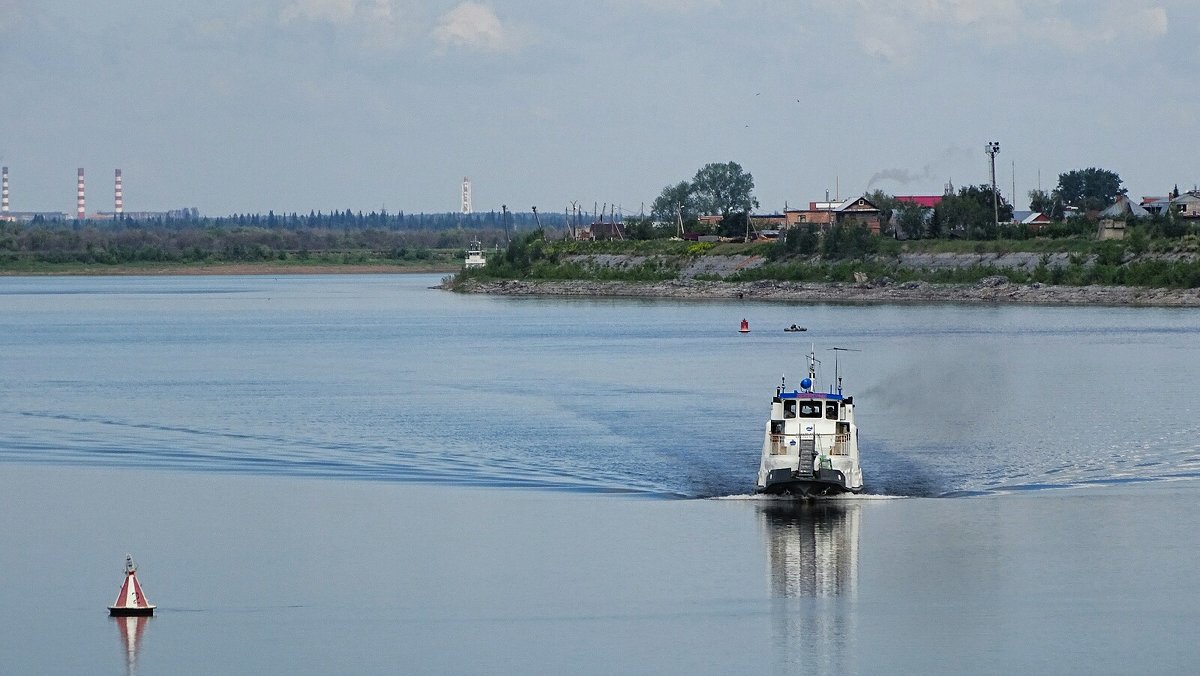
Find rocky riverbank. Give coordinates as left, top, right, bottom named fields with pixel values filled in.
left=449, top=276, right=1200, bottom=307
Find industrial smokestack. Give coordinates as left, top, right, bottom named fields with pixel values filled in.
left=1, top=167, right=9, bottom=214
left=114, top=169, right=123, bottom=215
left=77, top=168, right=86, bottom=220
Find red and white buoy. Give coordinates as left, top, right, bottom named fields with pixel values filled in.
left=739, top=318, right=750, bottom=333
left=108, top=555, right=155, bottom=616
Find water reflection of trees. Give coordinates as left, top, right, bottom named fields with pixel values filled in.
left=759, top=501, right=861, bottom=673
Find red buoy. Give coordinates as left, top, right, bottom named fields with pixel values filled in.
left=108, top=555, right=156, bottom=616
left=739, top=318, right=750, bottom=333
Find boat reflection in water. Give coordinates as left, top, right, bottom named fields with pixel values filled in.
left=113, top=614, right=149, bottom=676
left=759, top=501, right=861, bottom=672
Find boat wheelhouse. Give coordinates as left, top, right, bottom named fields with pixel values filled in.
left=464, top=240, right=487, bottom=269
left=756, top=348, right=864, bottom=497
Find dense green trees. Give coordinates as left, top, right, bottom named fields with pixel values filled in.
left=650, top=181, right=699, bottom=223
left=772, top=224, right=820, bottom=258
left=690, top=161, right=758, bottom=220
left=0, top=221, right=498, bottom=266
left=934, top=184, right=1014, bottom=239
left=651, top=161, right=759, bottom=228
left=1056, top=168, right=1125, bottom=211
left=1025, top=168, right=1123, bottom=217
left=893, top=201, right=927, bottom=239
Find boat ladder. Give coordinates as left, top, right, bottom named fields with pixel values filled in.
left=796, top=435, right=816, bottom=477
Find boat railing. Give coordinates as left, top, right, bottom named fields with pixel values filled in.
left=770, top=432, right=851, bottom=456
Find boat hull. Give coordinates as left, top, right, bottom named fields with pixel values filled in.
left=757, top=467, right=862, bottom=497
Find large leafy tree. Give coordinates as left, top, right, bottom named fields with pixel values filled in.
left=650, top=181, right=698, bottom=223
left=690, top=161, right=758, bottom=219
left=1055, top=168, right=1125, bottom=211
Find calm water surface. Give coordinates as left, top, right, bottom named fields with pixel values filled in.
left=0, top=274, right=1197, bottom=674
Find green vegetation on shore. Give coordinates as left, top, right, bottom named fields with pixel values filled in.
left=0, top=221, right=499, bottom=273
left=453, top=227, right=1200, bottom=289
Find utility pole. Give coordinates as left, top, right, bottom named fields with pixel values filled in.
left=986, top=141, right=1001, bottom=231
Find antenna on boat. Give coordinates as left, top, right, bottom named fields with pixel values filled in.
left=828, top=347, right=860, bottom=395
left=804, top=344, right=821, bottom=391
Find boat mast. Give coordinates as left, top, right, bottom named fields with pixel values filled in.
left=829, top=347, right=861, bottom=395
left=806, top=344, right=820, bottom=389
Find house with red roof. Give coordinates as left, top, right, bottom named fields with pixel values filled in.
left=893, top=195, right=943, bottom=209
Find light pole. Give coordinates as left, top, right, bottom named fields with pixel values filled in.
left=986, top=141, right=1001, bottom=233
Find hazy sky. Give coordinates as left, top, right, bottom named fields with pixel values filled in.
left=2, top=0, right=1197, bottom=215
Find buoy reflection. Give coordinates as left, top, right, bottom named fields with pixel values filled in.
left=113, top=614, right=149, bottom=676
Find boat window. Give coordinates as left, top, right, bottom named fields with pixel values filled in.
left=798, top=402, right=822, bottom=418
left=783, top=400, right=797, bottom=419
left=825, top=401, right=839, bottom=420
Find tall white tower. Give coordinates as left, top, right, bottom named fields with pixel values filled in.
left=461, top=177, right=472, bottom=214
left=77, top=168, right=86, bottom=220
left=1, top=167, right=9, bottom=214
left=114, top=169, right=124, bottom=215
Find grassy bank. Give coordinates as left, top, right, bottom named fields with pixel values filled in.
left=451, top=230, right=1200, bottom=290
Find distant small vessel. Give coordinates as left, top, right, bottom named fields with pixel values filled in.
left=739, top=319, right=750, bottom=333
left=108, top=554, right=156, bottom=616
left=464, top=239, right=487, bottom=269
left=784, top=325, right=807, bottom=332
left=756, top=346, right=864, bottom=497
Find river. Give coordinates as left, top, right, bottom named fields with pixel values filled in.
left=0, top=274, right=1196, bottom=674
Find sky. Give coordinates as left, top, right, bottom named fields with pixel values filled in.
left=2, top=0, right=1198, bottom=216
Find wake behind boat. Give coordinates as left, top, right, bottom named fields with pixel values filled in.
left=755, top=347, right=864, bottom=497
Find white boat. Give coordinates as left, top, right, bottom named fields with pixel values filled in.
left=756, top=347, right=864, bottom=497
left=464, top=240, right=487, bottom=268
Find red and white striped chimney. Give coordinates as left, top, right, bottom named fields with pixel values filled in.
left=77, top=168, right=86, bottom=220
left=1, top=166, right=9, bottom=214
left=114, top=169, right=123, bottom=215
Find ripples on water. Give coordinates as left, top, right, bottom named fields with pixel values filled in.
left=1, top=274, right=1198, bottom=499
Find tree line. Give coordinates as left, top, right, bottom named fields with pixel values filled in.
left=0, top=222, right=512, bottom=265
left=18, top=209, right=569, bottom=232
